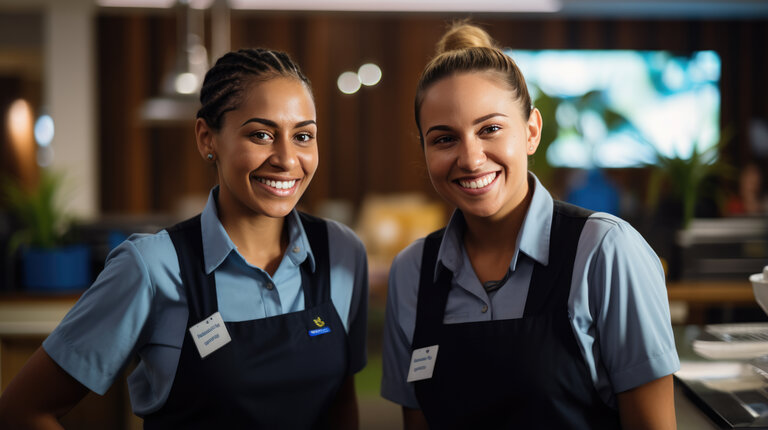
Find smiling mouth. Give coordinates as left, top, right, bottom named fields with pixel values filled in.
left=456, top=172, right=497, bottom=190
left=255, top=177, right=297, bottom=190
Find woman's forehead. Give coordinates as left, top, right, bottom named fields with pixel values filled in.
left=225, top=77, right=316, bottom=126
left=420, top=73, right=520, bottom=121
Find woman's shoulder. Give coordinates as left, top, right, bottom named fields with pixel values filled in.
left=580, top=212, right=649, bottom=253
left=322, top=217, right=365, bottom=250
left=389, top=237, right=427, bottom=285
left=576, top=212, right=664, bottom=286
left=106, top=230, right=179, bottom=281
left=116, top=229, right=174, bottom=258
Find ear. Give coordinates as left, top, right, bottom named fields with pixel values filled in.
left=526, top=108, right=543, bottom=155
left=195, top=118, right=216, bottom=161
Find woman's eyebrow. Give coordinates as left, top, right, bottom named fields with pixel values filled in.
left=241, top=117, right=277, bottom=128
left=473, top=112, right=507, bottom=124
left=240, top=118, right=317, bottom=128
left=425, top=113, right=507, bottom=136
left=425, top=125, right=452, bottom=136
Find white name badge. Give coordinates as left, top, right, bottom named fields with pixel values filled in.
left=189, top=312, right=232, bottom=359
left=407, top=345, right=439, bottom=382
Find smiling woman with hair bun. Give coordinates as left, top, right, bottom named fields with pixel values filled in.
left=381, top=21, right=679, bottom=430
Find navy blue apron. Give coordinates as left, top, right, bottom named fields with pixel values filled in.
left=412, top=201, right=621, bottom=429
left=143, top=213, right=348, bottom=429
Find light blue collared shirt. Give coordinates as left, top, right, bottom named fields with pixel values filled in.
left=380, top=173, right=679, bottom=409
left=43, top=187, right=368, bottom=415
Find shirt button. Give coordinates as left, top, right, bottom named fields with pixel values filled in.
left=266, top=282, right=275, bottom=290
left=481, top=305, right=488, bottom=313
left=292, top=246, right=300, bottom=253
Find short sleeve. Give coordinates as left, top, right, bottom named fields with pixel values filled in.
left=570, top=215, right=680, bottom=396
left=380, top=239, right=424, bottom=409
left=326, top=220, right=369, bottom=374
left=42, top=239, right=155, bottom=395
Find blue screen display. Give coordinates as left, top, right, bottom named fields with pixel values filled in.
left=507, top=50, right=721, bottom=168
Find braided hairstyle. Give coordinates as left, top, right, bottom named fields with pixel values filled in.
left=197, top=48, right=312, bottom=131
left=414, top=22, right=532, bottom=144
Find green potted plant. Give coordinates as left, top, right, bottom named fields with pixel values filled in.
left=3, top=170, right=91, bottom=291
left=645, top=130, right=734, bottom=230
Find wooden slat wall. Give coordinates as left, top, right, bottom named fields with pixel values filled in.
left=96, top=12, right=768, bottom=218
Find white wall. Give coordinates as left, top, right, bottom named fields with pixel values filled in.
left=45, top=0, right=97, bottom=220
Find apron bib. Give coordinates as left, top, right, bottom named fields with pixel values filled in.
left=143, top=213, right=348, bottom=429
left=412, top=201, right=620, bottom=429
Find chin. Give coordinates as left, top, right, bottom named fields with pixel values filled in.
left=255, top=204, right=297, bottom=219
left=455, top=203, right=499, bottom=219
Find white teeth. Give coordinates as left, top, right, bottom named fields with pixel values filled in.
left=459, top=172, right=496, bottom=189
left=256, top=177, right=296, bottom=189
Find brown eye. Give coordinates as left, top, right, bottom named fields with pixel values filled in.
left=432, top=135, right=456, bottom=146
left=249, top=131, right=273, bottom=143
left=295, top=132, right=314, bottom=144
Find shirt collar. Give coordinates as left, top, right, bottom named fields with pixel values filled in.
left=519, top=172, right=552, bottom=267
left=433, top=172, right=553, bottom=282
left=199, top=186, right=315, bottom=274
left=284, top=210, right=316, bottom=272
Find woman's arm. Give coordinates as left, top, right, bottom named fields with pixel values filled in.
left=617, top=374, right=676, bottom=430
left=575, top=217, right=679, bottom=427
left=326, top=375, right=359, bottom=430
left=0, top=347, right=90, bottom=429
left=403, top=406, right=429, bottom=430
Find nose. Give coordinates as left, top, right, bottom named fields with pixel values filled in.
left=456, top=137, right=486, bottom=171
left=269, top=137, right=298, bottom=171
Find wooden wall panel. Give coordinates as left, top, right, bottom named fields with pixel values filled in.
left=98, top=14, right=151, bottom=213
left=96, top=13, right=768, bottom=218
left=299, top=16, right=333, bottom=211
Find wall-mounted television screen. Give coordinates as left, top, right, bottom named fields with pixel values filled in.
left=507, top=49, right=721, bottom=168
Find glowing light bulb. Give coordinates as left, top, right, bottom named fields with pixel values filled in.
left=175, top=72, right=199, bottom=94
left=337, top=71, right=361, bottom=94
left=34, top=114, right=54, bottom=147
left=358, top=63, right=382, bottom=86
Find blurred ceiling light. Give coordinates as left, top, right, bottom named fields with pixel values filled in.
left=188, top=0, right=215, bottom=8
left=97, top=0, right=175, bottom=7
left=7, top=99, right=38, bottom=172
left=97, top=0, right=215, bottom=9
left=337, top=71, right=361, bottom=95
left=34, top=114, right=54, bottom=147
left=358, top=63, right=382, bottom=86
left=227, top=0, right=560, bottom=12
left=8, top=99, right=33, bottom=145
left=141, top=0, right=210, bottom=123
left=174, top=72, right=199, bottom=94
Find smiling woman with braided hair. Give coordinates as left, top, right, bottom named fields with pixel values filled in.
left=0, top=48, right=368, bottom=430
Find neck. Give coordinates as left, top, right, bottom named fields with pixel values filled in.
left=461, top=186, right=534, bottom=283
left=217, top=194, right=288, bottom=276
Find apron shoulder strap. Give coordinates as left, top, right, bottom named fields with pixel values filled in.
left=523, top=200, right=594, bottom=316
left=413, top=228, right=448, bottom=349
left=167, top=215, right=215, bottom=323
left=298, top=212, right=332, bottom=307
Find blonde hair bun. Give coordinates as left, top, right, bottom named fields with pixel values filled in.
left=436, top=22, right=497, bottom=54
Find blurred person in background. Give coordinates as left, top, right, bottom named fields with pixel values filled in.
left=726, top=161, right=768, bottom=215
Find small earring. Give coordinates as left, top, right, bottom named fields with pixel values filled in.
left=529, top=146, right=534, bottom=151
left=207, top=153, right=214, bottom=160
